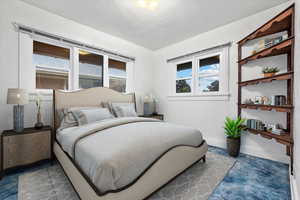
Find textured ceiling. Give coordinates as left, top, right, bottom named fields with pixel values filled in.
left=21, top=0, right=288, bottom=50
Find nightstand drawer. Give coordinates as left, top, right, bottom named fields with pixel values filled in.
left=3, top=131, right=51, bottom=169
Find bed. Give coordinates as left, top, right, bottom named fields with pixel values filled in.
left=53, top=87, right=208, bottom=200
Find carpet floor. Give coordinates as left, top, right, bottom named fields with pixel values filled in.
left=18, top=152, right=235, bottom=200
left=0, top=146, right=291, bottom=200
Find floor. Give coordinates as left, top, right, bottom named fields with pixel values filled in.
left=0, top=146, right=291, bottom=200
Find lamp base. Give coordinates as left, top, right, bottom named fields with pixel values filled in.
left=13, top=105, right=24, bottom=133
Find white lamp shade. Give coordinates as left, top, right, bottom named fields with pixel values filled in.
left=7, top=88, right=29, bottom=105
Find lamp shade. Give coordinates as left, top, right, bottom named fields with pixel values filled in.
left=7, top=88, right=29, bottom=105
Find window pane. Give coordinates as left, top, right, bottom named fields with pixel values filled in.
left=199, top=76, right=219, bottom=92
left=36, top=70, right=68, bottom=90
left=109, top=59, right=126, bottom=77
left=199, top=55, right=220, bottom=75
left=176, top=79, right=192, bottom=93
left=33, top=41, right=70, bottom=90
left=79, top=50, right=103, bottom=89
left=109, top=59, right=127, bottom=92
left=109, top=77, right=126, bottom=93
left=177, top=62, right=192, bottom=79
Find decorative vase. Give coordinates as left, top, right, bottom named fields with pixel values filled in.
left=263, top=72, right=276, bottom=78
left=144, top=102, right=155, bottom=116
left=227, top=137, right=241, bottom=157
left=13, top=105, right=24, bottom=133
left=34, top=108, right=43, bottom=129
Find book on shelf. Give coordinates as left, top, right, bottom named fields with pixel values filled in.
left=252, top=34, right=289, bottom=54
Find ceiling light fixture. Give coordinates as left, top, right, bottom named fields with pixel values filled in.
left=137, top=0, right=159, bottom=10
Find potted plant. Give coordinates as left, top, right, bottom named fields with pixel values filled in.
left=262, top=67, right=280, bottom=77
left=224, top=117, right=246, bottom=157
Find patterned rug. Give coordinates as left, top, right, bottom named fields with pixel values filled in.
left=18, top=152, right=235, bottom=200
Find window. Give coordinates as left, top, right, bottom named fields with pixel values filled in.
left=198, top=55, right=220, bottom=93
left=176, top=61, right=192, bottom=93
left=33, top=41, right=70, bottom=90
left=79, top=50, right=103, bottom=89
left=108, top=59, right=127, bottom=93
left=32, top=39, right=133, bottom=92
left=173, top=47, right=229, bottom=98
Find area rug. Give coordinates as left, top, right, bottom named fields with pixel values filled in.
left=18, top=152, right=235, bottom=200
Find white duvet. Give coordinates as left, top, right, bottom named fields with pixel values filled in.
left=56, top=117, right=204, bottom=194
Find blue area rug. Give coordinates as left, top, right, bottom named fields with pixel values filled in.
left=208, top=147, right=291, bottom=200
left=0, top=146, right=290, bottom=200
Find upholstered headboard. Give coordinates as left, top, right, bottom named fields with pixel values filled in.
left=53, top=87, right=136, bottom=132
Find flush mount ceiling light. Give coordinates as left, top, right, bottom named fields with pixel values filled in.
left=137, top=0, right=159, bottom=10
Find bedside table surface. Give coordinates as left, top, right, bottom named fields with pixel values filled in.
left=2, top=126, right=52, bottom=136
left=140, top=114, right=164, bottom=117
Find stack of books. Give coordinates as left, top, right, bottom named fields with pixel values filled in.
left=270, top=95, right=286, bottom=106
left=264, top=34, right=288, bottom=48
left=246, top=119, right=265, bottom=131
left=253, top=34, right=288, bottom=53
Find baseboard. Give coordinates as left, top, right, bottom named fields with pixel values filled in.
left=207, top=138, right=289, bottom=163
left=291, top=174, right=299, bottom=200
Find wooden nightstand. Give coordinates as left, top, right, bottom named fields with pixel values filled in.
left=0, top=126, right=53, bottom=178
left=140, top=114, right=164, bottom=121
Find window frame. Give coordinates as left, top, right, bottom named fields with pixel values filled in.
left=171, top=46, right=229, bottom=99
left=196, top=51, right=222, bottom=96
left=174, top=59, right=194, bottom=96
left=32, top=38, right=131, bottom=93
left=78, top=48, right=104, bottom=89
left=33, top=38, right=73, bottom=91
left=107, top=58, right=128, bottom=93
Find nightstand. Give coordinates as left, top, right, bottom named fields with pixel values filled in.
left=140, top=114, right=164, bottom=121
left=0, top=126, right=53, bottom=178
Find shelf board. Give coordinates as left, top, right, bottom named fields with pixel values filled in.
left=239, top=71, right=293, bottom=86
left=239, top=104, right=293, bottom=113
left=246, top=128, right=292, bottom=146
left=238, top=37, right=293, bottom=65
left=238, top=5, right=293, bottom=45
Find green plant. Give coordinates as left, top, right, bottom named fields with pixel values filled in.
left=224, top=117, right=246, bottom=139
left=262, top=67, right=280, bottom=73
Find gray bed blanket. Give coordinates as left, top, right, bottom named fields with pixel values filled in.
left=56, top=117, right=203, bottom=193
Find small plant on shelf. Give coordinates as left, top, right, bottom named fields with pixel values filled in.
left=224, top=117, right=246, bottom=157
left=262, top=67, right=280, bottom=77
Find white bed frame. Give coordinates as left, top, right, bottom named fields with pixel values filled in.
left=53, top=87, right=208, bottom=200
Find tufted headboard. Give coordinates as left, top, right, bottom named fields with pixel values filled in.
left=53, top=87, right=136, bottom=132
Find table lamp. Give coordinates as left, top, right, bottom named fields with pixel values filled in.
left=7, top=88, right=29, bottom=133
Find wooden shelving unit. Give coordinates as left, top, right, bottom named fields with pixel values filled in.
left=245, top=128, right=292, bottom=146
left=237, top=4, right=295, bottom=174
left=238, top=37, right=293, bottom=65
left=239, top=71, right=293, bottom=86
left=239, top=104, right=293, bottom=113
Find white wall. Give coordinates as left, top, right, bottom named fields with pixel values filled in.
left=0, top=0, right=154, bottom=130
left=153, top=2, right=294, bottom=163
left=0, top=0, right=297, bottom=167
left=292, top=0, right=300, bottom=198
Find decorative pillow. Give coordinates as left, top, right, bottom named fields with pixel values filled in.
left=101, top=102, right=114, bottom=115
left=58, top=107, right=101, bottom=131
left=111, top=103, right=137, bottom=117
left=72, top=108, right=114, bottom=126
left=58, top=109, right=78, bottom=132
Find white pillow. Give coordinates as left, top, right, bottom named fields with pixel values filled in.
left=111, top=103, right=137, bottom=117
left=58, top=107, right=100, bottom=131
left=72, top=108, right=114, bottom=125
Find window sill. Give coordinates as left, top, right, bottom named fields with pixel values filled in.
left=167, top=93, right=230, bottom=101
